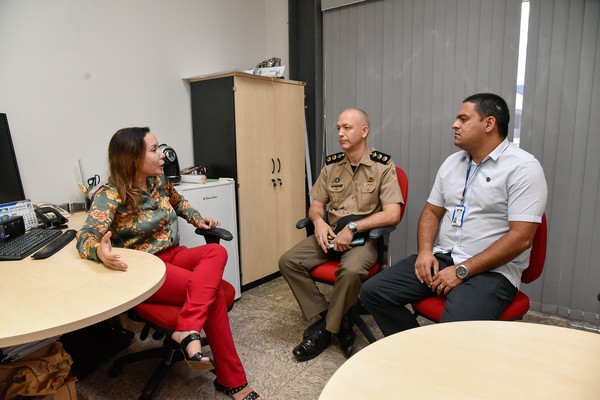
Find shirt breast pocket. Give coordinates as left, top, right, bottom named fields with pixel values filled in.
left=359, top=183, right=378, bottom=210
left=328, top=183, right=345, bottom=204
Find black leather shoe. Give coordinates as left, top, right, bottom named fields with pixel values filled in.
left=293, top=329, right=332, bottom=361
left=303, top=316, right=326, bottom=340
left=336, top=314, right=356, bottom=358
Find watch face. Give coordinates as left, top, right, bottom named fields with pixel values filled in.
left=348, top=222, right=358, bottom=232
left=457, top=265, right=468, bottom=280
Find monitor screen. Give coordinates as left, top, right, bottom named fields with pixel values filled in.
left=0, top=113, right=26, bottom=204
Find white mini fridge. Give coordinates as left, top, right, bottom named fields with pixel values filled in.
left=176, top=180, right=241, bottom=299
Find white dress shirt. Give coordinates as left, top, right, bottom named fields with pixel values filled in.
left=428, top=139, right=548, bottom=287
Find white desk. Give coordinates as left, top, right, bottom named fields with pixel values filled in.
left=0, top=212, right=166, bottom=348
left=320, top=321, right=600, bottom=399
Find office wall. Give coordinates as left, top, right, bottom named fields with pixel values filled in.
left=0, top=0, right=288, bottom=204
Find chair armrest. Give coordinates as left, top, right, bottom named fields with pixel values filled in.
left=296, top=216, right=396, bottom=241
left=368, top=225, right=397, bottom=240
left=194, top=227, right=233, bottom=244
left=296, top=217, right=312, bottom=230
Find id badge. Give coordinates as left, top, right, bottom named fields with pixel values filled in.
left=452, top=205, right=466, bottom=227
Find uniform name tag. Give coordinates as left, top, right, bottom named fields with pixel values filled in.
left=452, top=205, right=466, bottom=227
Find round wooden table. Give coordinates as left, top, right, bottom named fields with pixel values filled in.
left=0, top=212, right=166, bottom=347
left=320, top=320, right=600, bottom=399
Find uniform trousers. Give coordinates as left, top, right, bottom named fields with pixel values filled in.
left=147, top=243, right=247, bottom=388
left=278, top=235, right=378, bottom=334
left=360, top=253, right=518, bottom=336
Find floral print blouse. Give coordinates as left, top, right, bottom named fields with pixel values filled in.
left=76, top=175, right=203, bottom=261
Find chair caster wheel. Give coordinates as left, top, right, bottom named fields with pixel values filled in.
left=152, top=331, right=165, bottom=340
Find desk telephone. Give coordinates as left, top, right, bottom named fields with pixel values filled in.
left=0, top=200, right=71, bottom=230
left=34, top=206, right=69, bottom=229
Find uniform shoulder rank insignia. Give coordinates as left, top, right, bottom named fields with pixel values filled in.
left=370, top=150, right=392, bottom=165
left=325, top=152, right=346, bottom=165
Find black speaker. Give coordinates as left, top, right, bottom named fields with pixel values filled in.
left=159, top=144, right=181, bottom=185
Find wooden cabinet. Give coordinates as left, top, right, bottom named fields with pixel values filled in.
left=188, top=72, right=306, bottom=287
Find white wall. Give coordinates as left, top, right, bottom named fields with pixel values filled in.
left=0, top=0, right=288, bottom=204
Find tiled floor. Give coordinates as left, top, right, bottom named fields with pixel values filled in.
left=75, top=277, right=574, bottom=400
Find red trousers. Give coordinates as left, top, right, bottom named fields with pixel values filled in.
left=147, top=243, right=247, bottom=388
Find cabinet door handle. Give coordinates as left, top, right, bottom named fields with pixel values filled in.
left=271, top=158, right=275, bottom=174
left=277, top=158, right=281, bottom=173
left=277, top=178, right=282, bottom=186
left=271, top=178, right=277, bottom=187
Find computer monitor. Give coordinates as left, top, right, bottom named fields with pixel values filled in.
left=0, top=113, right=26, bottom=204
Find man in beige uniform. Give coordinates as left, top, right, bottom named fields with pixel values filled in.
left=279, top=108, right=403, bottom=361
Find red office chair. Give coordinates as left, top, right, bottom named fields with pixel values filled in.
left=297, top=167, right=408, bottom=344
left=108, top=228, right=236, bottom=400
left=411, top=214, right=547, bottom=322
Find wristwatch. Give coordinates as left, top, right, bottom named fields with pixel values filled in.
left=456, top=264, right=469, bottom=281
left=347, top=221, right=359, bottom=234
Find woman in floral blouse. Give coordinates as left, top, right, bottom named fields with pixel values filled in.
left=76, top=127, right=260, bottom=400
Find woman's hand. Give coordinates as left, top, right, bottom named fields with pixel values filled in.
left=97, top=231, right=128, bottom=271
left=198, top=216, right=220, bottom=230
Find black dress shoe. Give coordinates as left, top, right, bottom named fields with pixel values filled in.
left=293, top=329, right=332, bottom=361
left=336, top=313, right=356, bottom=358
left=336, top=326, right=356, bottom=358
left=303, top=317, right=326, bottom=339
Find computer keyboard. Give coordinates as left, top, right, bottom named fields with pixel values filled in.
left=0, top=228, right=62, bottom=260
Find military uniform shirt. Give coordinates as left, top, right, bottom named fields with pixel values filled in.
left=310, top=146, right=403, bottom=230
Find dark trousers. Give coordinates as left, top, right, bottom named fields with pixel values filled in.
left=360, top=253, right=518, bottom=336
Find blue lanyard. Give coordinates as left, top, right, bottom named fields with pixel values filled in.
left=460, top=158, right=473, bottom=205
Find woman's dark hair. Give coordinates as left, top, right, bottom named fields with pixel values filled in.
left=108, top=127, right=150, bottom=211
left=463, top=93, right=510, bottom=138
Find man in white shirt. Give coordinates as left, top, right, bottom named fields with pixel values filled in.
left=360, top=93, right=548, bottom=336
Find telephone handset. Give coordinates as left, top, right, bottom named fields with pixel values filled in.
left=35, top=206, right=69, bottom=229
left=34, top=202, right=71, bottom=218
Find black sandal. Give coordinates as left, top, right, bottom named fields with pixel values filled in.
left=177, top=332, right=214, bottom=371
left=214, top=380, right=261, bottom=400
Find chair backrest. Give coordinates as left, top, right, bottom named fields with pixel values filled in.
left=396, top=167, right=409, bottom=222
left=521, top=214, right=547, bottom=284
